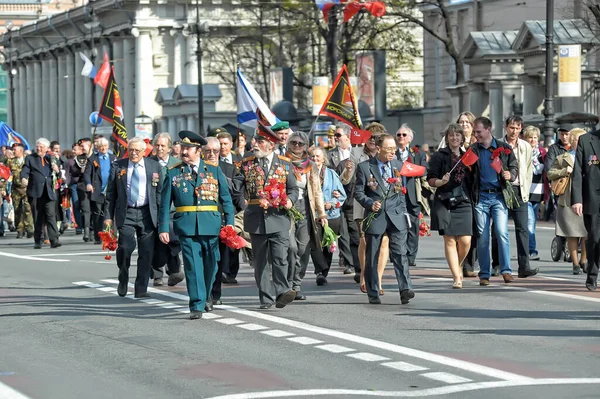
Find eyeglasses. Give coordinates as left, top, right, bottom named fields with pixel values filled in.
left=381, top=147, right=397, bottom=152
left=129, top=148, right=144, bottom=153
left=397, top=133, right=408, bottom=137
left=289, top=141, right=306, bottom=147
left=334, top=133, right=343, bottom=138
left=204, top=149, right=220, bottom=154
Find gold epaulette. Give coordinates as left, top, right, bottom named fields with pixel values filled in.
left=277, top=154, right=291, bottom=162
left=242, top=155, right=256, bottom=163
left=168, top=161, right=182, bottom=170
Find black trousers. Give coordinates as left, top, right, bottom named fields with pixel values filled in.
left=152, top=219, right=181, bottom=279
left=116, top=206, right=155, bottom=294
left=212, top=241, right=229, bottom=300
left=29, top=191, right=59, bottom=244
left=91, top=198, right=109, bottom=241
left=223, top=248, right=240, bottom=278
left=491, top=188, right=530, bottom=273
left=312, top=216, right=342, bottom=277
left=337, top=210, right=354, bottom=269
left=406, top=203, right=421, bottom=266
left=342, top=207, right=361, bottom=273
left=77, top=189, right=92, bottom=231
left=584, top=213, right=600, bottom=286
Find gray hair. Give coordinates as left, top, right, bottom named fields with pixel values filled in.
left=287, top=131, right=309, bottom=147
left=36, top=138, right=50, bottom=148
left=398, top=123, right=414, bottom=141
left=205, top=136, right=220, bottom=149
left=128, top=137, right=146, bottom=148
left=335, top=123, right=352, bottom=136
left=97, top=137, right=109, bottom=146
left=310, top=146, right=329, bottom=167
left=153, top=132, right=172, bottom=148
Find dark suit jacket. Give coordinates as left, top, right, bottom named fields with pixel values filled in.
left=84, top=152, right=116, bottom=202
left=20, top=153, right=57, bottom=200
left=105, top=158, right=162, bottom=229
left=572, top=130, right=600, bottom=215
left=220, top=153, right=242, bottom=165
left=354, top=157, right=408, bottom=234
left=395, top=147, right=427, bottom=214
left=219, top=160, right=246, bottom=212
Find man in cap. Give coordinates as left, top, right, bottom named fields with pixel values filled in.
left=159, top=130, right=235, bottom=320
left=235, top=121, right=299, bottom=309
left=271, top=121, right=291, bottom=155
left=6, top=143, right=34, bottom=238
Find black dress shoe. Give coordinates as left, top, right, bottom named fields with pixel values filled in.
left=586, top=279, right=597, bottom=292
left=134, top=292, right=150, bottom=299
left=316, top=274, right=327, bottom=286
left=275, top=290, right=296, bottom=308
left=343, top=266, right=354, bottom=275
left=16, top=232, right=23, bottom=239
left=354, top=273, right=361, bottom=284
left=368, top=297, right=381, bottom=305
left=205, top=302, right=213, bottom=312
left=26, top=231, right=34, bottom=239
left=212, top=299, right=222, bottom=305
left=400, top=289, right=415, bottom=305
left=33, top=243, right=42, bottom=249
left=222, top=273, right=238, bottom=284
left=117, top=281, right=128, bottom=297
left=518, top=268, right=539, bottom=278
left=167, top=272, right=185, bottom=286
left=190, top=310, right=202, bottom=320
left=294, top=292, right=307, bottom=300
left=259, top=303, right=273, bottom=310
left=50, top=241, right=62, bottom=248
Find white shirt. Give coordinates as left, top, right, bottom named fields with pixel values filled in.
left=338, top=147, right=351, bottom=161
left=221, top=153, right=233, bottom=164
left=127, top=158, right=148, bottom=207
left=157, top=155, right=170, bottom=167
left=260, top=152, right=275, bottom=171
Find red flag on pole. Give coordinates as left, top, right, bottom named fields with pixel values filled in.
left=94, top=52, right=111, bottom=89
left=461, top=147, right=479, bottom=166
left=317, top=64, right=362, bottom=129
left=399, top=162, right=426, bottom=177
left=491, top=156, right=503, bottom=173
left=350, top=128, right=371, bottom=145
left=343, top=1, right=386, bottom=22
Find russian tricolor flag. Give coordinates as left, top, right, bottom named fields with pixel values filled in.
left=236, top=68, right=278, bottom=129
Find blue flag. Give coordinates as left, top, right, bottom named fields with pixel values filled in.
left=0, top=121, right=31, bottom=150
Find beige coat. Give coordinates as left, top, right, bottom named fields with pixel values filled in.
left=510, top=138, right=533, bottom=202
left=547, top=152, right=574, bottom=207
left=303, top=163, right=327, bottom=220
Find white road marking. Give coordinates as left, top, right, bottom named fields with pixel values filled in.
left=381, top=361, right=429, bottom=372
left=421, top=372, right=472, bottom=384
left=216, top=318, right=245, bottom=325
left=73, top=281, right=91, bottom=285
left=0, top=250, right=69, bottom=262
left=29, top=251, right=120, bottom=257
left=141, top=299, right=164, bottom=305
left=175, top=308, right=190, bottom=314
left=0, top=380, right=32, bottom=399
left=202, top=313, right=222, bottom=320
left=86, top=283, right=104, bottom=288
left=346, top=352, right=390, bottom=362
left=97, top=287, right=117, bottom=292
left=261, top=330, right=295, bottom=338
left=203, top=379, right=600, bottom=398
left=157, top=303, right=183, bottom=309
left=287, top=337, right=323, bottom=345
left=315, top=344, right=355, bottom=354
left=237, top=323, right=269, bottom=331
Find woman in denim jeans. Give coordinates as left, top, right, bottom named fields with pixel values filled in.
left=524, top=126, right=545, bottom=261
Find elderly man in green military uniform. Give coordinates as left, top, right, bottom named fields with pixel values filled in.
left=235, top=121, right=299, bottom=310
left=6, top=143, right=34, bottom=238
left=159, top=130, right=235, bottom=320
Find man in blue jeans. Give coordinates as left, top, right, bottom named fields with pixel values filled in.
left=469, top=117, right=518, bottom=285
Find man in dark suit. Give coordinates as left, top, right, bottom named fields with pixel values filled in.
left=20, top=138, right=62, bottom=249
left=105, top=137, right=162, bottom=298
left=395, top=124, right=427, bottom=267
left=84, top=137, right=116, bottom=244
left=149, top=132, right=184, bottom=287
left=217, top=132, right=242, bottom=165
left=235, top=121, right=299, bottom=309
left=204, top=137, right=246, bottom=304
left=571, top=129, right=600, bottom=291
left=355, top=134, right=414, bottom=305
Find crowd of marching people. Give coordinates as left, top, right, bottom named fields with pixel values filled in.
left=0, top=110, right=598, bottom=319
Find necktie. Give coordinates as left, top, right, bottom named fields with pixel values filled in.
left=280, top=146, right=286, bottom=155
left=102, top=155, right=107, bottom=161
left=130, top=163, right=140, bottom=205
left=260, top=158, right=268, bottom=171
left=381, top=163, right=390, bottom=189
left=191, top=165, right=198, bottom=180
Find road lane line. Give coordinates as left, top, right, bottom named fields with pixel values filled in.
left=287, top=337, right=323, bottom=345
left=315, top=344, right=355, bottom=354
left=237, top=323, right=269, bottom=331
left=381, top=361, right=429, bottom=372
left=202, top=313, right=222, bottom=319
left=216, top=318, right=245, bottom=325
left=420, top=372, right=472, bottom=384
left=140, top=299, right=165, bottom=305
left=346, top=353, right=390, bottom=362
left=0, top=381, right=32, bottom=399
left=96, top=279, right=531, bottom=381
left=261, top=330, right=295, bottom=338
left=98, top=287, right=117, bottom=292
left=0, top=250, right=69, bottom=262
left=204, top=378, right=600, bottom=398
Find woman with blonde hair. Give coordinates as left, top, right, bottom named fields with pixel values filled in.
left=523, top=125, right=546, bottom=260
left=548, top=128, right=588, bottom=274
left=438, top=111, right=477, bottom=150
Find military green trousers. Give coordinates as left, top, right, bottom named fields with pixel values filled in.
left=180, top=235, right=220, bottom=312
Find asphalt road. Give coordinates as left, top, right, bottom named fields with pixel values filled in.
left=1, top=221, right=599, bottom=399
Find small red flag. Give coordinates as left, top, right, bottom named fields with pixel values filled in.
left=461, top=148, right=479, bottom=167
left=350, top=128, right=371, bottom=145
left=399, top=162, right=426, bottom=177
left=491, top=156, right=503, bottom=173
left=94, top=52, right=111, bottom=89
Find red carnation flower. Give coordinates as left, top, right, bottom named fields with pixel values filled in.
left=401, top=187, right=407, bottom=195
left=335, top=202, right=341, bottom=208
left=503, top=148, right=511, bottom=155
left=105, top=255, right=112, bottom=260
left=387, top=177, right=399, bottom=184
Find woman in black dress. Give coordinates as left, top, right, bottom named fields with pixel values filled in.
left=427, top=123, right=474, bottom=288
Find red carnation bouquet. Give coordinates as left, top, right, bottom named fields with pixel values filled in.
left=258, top=178, right=304, bottom=221
left=99, top=224, right=118, bottom=260
left=219, top=225, right=249, bottom=250
left=418, top=212, right=431, bottom=237
left=490, top=147, right=519, bottom=209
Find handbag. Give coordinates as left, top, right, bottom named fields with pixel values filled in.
left=439, top=186, right=469, bottom=209
left=551, top=176, right=569, bottom=196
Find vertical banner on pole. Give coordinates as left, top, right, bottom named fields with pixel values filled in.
left=312, top=76, right=330, bottom=116
left=558, top=44, right=581, bottom=97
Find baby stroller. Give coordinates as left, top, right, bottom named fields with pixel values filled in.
left=550, top=236, right=571, bottom=262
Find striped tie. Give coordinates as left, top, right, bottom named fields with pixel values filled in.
left=130, top=164, right=140, bottom=205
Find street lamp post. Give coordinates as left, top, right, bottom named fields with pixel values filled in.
left=193, top=0, right=208, bottom=136
left=542, top=0, right=555, bottom=146
left=5, top=20, right=16, bottom=130
left=84, top=11, right=100, bottom=112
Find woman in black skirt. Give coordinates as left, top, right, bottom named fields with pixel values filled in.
left=427, top=123, right=474, bottom=288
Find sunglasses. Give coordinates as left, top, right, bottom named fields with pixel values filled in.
left=334, top=133, right=343, bottom=138
left=289, top=141, right=306, bottom=147
left=397, top=133, right=408, bottom=137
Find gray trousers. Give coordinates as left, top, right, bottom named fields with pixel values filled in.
left=252, top=231, right=291, bottom=305
left=288, top=197, right=312, bottom=291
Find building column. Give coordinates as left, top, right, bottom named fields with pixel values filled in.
left=18, top=63, right=26, bottom=134
left=168, top=116, right=177, bottom=138
left=185, top=34, right=198, bottom=84
left=521, top=75, right=544, bottom=115
left=501, top=80, right=523, bottom=121
left=33, top=61, right=42, bottom=137
left=42, top=58, right=52, bottom=138
left=83, top=51, right=93, bottom=136
left=468, top=82, right=488, bottom=118
left=25, top=62, right=34, bottom=137
left=488, top=81, right=503, bottom=138
left=74, top=49, right=85, bottom=137
left=47, top=56, right=58, bottom=142
left=160, top=117, right=168, bottom=133
left=123, top=37, right=136, bottom=139
left=171, top=29, right=185, bottom=86
left=65, top=51, right=75, bottom=140
left=112, top=38, right=124, bottom=91
left=178, top=115, right=187, bottom=132
left=132, top=28, right=155, bottom=118
left=57, top=53, right=66, bottom=140
left=187, top=114, right=196, bottom=133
